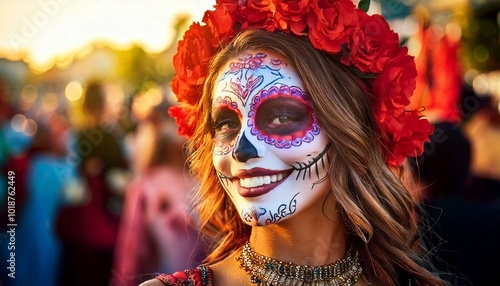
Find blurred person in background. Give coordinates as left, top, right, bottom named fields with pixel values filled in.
left=409, top=11, right=471, bottom=201
left=407, top=7, right=500, bottom=285
left=0, top=79, right=33, bottom=286
left=413, top=120, right=500, bottom=286
left=0, top=79, right=10, bottom=173
left=0, top=79, right=31, bottom=223
left=112, top=101, right=205, bottom=286
left=462, top=98, right=500, bottom=203
left=55, top=82, right=130, bottom=286
left=408, top=7, right=463, bottom=125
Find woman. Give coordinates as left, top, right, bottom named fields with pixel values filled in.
left=113, top=104, right=205, bottom=286
left=56, top=82, right=129, bottom=286
left=143, top=0, right=448, bottom=285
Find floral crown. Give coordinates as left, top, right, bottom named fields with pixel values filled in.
left=168, top=0, right=433, bottom=166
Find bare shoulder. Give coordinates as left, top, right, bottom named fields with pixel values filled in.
left=139, top=279, right=164, bottom=286
left=211, top=251, right=250, bottom=285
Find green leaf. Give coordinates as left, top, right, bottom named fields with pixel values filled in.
left=358, top=0, right=370, bottom=12
left=349, top=66, right=378, bottom=79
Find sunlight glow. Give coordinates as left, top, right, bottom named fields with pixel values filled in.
left=0, top=0, right=213, bottom=72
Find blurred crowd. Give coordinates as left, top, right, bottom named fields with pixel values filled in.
left=0, top=1, right=499, bottom=286
left=405, top=6, right=500, bottom=284
left=0, top=80, right=206, bottom=286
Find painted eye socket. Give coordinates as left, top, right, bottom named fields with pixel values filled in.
left=255, top=97, right=313, bottom=136
left=212, top=108, right=241, bottom=140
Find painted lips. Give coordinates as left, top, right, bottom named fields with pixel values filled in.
left=233, top=168, right=292, bottom=197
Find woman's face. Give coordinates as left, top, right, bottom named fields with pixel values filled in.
left=211, top=50, right=331, bottom=226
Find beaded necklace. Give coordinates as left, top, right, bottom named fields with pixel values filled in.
left=237, top=241, right=362, bottom=286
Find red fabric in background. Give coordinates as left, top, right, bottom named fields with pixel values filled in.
left=410, top=26, right=463, bottom=123
left=55, top=174, right=119, bottom=249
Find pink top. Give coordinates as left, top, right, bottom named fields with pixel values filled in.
left=112, top=167, right=204, bottom=286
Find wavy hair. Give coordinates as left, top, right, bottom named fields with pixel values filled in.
left=186, top=29, right=447, bottom=286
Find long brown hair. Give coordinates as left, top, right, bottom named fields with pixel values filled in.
left=186, top=29, right=447, bottom=286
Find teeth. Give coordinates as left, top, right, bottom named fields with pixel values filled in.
left=240, top=174, right=286, bottom=188
left=271, top=175, right=277, bottom=182
left=250, top=177, right=259, bottom=186
left=242, top=178, right=252, bottom=187
left=264, top=176, right=271, bottom=184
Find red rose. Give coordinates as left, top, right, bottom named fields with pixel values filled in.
left=203, top=3, right=238, bottom=43
left=341, top=10, right=400, bottom=74
left=382, top=111, right=433, bottom=166
left=307, top=0, right=358, bottom=53
left=372, top=47, right=417, bottom=120
left=168, top=104, right=198, bottom=138
left=238, top=0, right=276, bottom=32
left=273, top=0, right=310, bottom=35
left=170, top=75, right=202, bottom=107
left=172, top=22, right=216, bottom=105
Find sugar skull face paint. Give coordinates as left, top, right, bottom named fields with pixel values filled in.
left=212, top=51, right=331, bottom=226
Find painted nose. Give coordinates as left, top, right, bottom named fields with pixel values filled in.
left=232, top=132, right=259, bottom=162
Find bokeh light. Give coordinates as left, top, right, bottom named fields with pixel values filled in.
left=11, top=114, right=27, bottom=132
left=473, top=73, right=490, bottom=96
left=144, top=87, right=163, bottom=106
left=21, top=84, right=39, bottom=103
left=22, top=118, right=38, bottom=136
left=41, top=92, right=59, bottom=112
left=65, top=81, right=83, bottom=101
left=131, top=89, right=160, bottom=120
left=473, top=44, right=490, bottom=63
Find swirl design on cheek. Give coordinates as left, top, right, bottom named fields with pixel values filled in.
left=214, top=138, right=237, bottom=156
left=242, top=207, right=267, bottom=225
left=240, top=193, right=298, bottom=226
left=216, top=171, right=230, bottom=187
left=265, top=193, right=299, bottom=225
left=216, top=171, right=234, bottom=200
left=248, top=85, right=320, bottom=149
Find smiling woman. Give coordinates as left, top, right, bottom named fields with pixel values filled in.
left=140, top=0, right=450, bottom=285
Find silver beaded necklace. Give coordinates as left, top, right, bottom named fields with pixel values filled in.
left=237, top=241, right=363, bottom=286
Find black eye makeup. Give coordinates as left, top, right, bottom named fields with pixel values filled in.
left=254, top=96, right=313, bottom=137
left=212, top=107, right=241, bottom=141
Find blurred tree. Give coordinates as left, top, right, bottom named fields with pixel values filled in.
left=116, top=46, right=156, bottom=93
left=461, top=2, right=500, bottom=72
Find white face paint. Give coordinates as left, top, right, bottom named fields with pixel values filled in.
left=211, top=51, right=331, bottom=226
